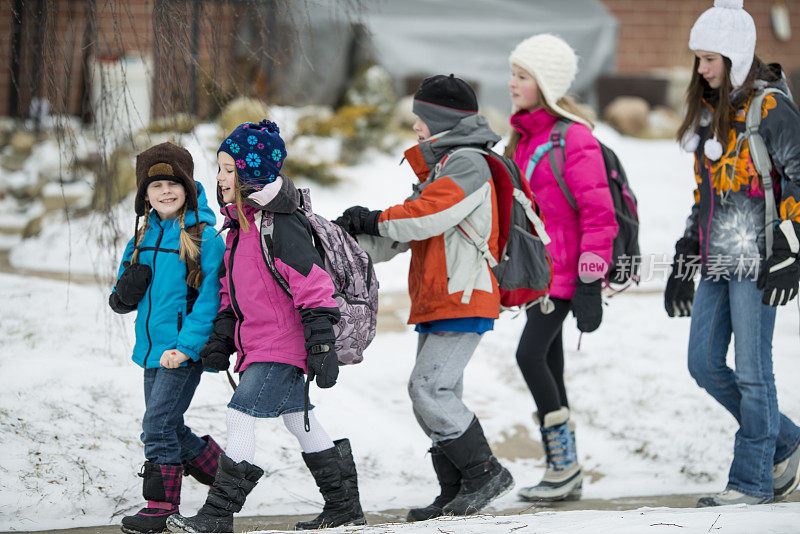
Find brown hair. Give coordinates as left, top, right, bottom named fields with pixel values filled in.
left=676, top=55, right=768, bottom=145
left=503, top=92, right=595, bottom=159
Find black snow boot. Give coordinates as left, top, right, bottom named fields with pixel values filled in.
left=294, top=439, right=367, bottom=530
left=406, top=446, right=462, bottom=521
left=121, top=462, right=182, bottom=534
left=439, top=418, right=514, bottom=516
left=166, top=453, right=263, bottom=533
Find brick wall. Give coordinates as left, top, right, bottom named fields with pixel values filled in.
left=601, top=0, right=800, bottom=74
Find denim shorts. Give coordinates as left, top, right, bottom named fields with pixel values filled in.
left=228, top=361, right=311, bottom=418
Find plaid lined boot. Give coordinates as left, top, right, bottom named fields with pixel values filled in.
left=183, top=435, right=223, bottom=486
left=121, top=462, right=182, bottom=534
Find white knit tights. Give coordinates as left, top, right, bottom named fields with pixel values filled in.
left=225, top=408, right=335, bottom=464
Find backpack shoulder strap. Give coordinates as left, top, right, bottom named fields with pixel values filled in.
left=745, top=88, right=784, bottom=257
left=548, top=119, right=578, bottom=211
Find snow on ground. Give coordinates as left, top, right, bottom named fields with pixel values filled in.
left=2, top=122, right=800, bottom=532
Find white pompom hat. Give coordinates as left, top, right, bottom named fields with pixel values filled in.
left=508, top=33, right=591, bottom=127
left=689, top=0, right=756, bottom=88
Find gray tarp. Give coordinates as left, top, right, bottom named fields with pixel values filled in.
left=270, top=0, right=618, bottom=113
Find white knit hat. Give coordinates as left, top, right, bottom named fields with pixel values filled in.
left=689, top=0, right=756, bottom=88
left=508, top=34, right=590, bottom=127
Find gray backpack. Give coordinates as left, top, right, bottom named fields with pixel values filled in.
left=256, top=189, right=379, bottom=365
left=738, top=87, right=786, bottom=259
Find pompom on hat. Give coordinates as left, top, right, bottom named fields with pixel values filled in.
left=508, top=33, right=590, bottom=127
left=218, top=119, right=287, bottom=192
left=689, top=0, right=756, bottom=88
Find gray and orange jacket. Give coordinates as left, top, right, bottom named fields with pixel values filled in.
left=366, top=115, right=502, bottom=324
left=682, top=67, right=800, bottom=275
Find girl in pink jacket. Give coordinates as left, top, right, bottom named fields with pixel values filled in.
left=506, top=34, right=618, bottom=503
left=168, top=121, right=366, bottom=533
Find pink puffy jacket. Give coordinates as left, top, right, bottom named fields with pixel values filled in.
left=511, top=109, right=618, bottom=300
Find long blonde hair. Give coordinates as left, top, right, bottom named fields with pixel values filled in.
left=503, top=92, right=594, bottom=159
left=219, top=170, right=251, bottom=233
left=131, top=203, right=201, bottom=267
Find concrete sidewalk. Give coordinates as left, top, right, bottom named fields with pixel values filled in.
left=7, top=492, right=799, bottom=534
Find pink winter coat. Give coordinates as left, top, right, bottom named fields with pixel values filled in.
left=511, top=109, right=618, bottom=300
left=219, top=193, right=338, bottom=374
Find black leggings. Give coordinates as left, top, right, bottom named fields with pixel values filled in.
left=515, top=298, right=571, bottom=419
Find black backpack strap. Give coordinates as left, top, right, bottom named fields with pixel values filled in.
left=548, top=119, right=578, bottom=211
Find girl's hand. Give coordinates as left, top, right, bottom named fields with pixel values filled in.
left=160, top=349, right=190, bottom=369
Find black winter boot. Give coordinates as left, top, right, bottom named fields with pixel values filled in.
left=440, top=418, right=514, bottom=516
left=121, top=462, right=182, bottom=534
left=406, top=446, right=461, bottom=521
left=166, top=453, right=263, bottom=533
left=294, top=439, right=367, bottom=530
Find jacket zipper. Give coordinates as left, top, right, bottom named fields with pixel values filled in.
left=177, top=311, right=183, bottom=331
left=143, top=224, right=164, bottom=368
left=227, top=230, right=246, bottom=371
left=705, top=161, right=714, bottom=263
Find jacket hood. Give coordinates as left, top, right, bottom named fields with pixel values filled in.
left=220, top=174, right=300, bottom=221
left=146, top=180, right=216, bottom=227
left=418, top=114, right=501, bottom=167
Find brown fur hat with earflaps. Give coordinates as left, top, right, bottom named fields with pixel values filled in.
left=134, top=142, right=197, bottom=216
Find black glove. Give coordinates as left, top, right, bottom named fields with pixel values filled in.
left=200, top=307, right=237, bottom=371
left=757, top=220, right=800, bottom=306
left=334, top=206, right=382, bottom=237
left=114, top=261, right=152, bottom=307
left=664, top=237, right=699, bottom=318
left=302, top=317, right=339, bottom=388
left=571, top=280, right=602, bottom=333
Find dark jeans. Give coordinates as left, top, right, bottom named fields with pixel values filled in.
left=688, top=278, right=800, bottom=498
left=515, top=298, right=571, bottom=419
left=141, top=362, right=206, bottom=465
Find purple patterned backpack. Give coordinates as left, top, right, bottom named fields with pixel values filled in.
left=258, top=189, right=378, bottom=364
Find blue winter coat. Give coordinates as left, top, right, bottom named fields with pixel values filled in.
left=112, top=182, right=225, bottom=369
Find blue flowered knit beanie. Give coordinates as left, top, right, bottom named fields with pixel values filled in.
left=218, top=119, right=287, bottom=191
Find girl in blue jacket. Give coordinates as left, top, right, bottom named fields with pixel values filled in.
left=109, top=142, right=226, bottom=534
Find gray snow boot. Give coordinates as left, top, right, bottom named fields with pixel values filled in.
left=166, top=453, right=263, bottom=533
left=696, top=488, right=772, bottom=507
left=406, top=446, right=462, bottom=521
left=773, top=444, right=800, bottom=500
left=517, top=408, right=582, bottom=502
left=294, top=439, right=367, bottom=530
left=439, top=418, right=514, bottom=516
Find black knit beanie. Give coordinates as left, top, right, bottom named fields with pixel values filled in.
left=412, top=74, right=478, bottom=135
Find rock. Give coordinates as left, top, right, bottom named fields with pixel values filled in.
left=342, top=64, right=396, bottom=129
left=603, top=96, right=650, bottom=136
left=218, top=97, right=270, bottom=139
left=641, top=106, right=682, bottom=139
left=41, top=179, right=94, bottom=212
left=147, top=113, right=197, bottom=134
left=9, top=131, right=36, bottom=154
left=92, top=147, right=137, bottom=209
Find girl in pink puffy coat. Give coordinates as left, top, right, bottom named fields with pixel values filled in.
left=505, top=34, right=618, bottom=503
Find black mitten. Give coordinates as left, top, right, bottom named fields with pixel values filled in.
left=757, top=220, right=800, bottom=306
left=571, top=280, right=602, bottom=333
left=115, top=261, right=152, bottom=307
left=200, top=307, right=237, bottom=371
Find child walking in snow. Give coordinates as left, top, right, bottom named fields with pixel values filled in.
left=666, top=0, right=800, bottom=506
left=166, top=120, right=366, bottom=533
left=109, top=142, right=226, bottom=534
left=336, top=74, right=514, bottom=520
left=505, top=34, right=618, bottom=502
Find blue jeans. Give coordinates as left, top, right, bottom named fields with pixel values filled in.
left=141, top=362, right=207, bottom=465
left=688, top=278, right=800, bottom=498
